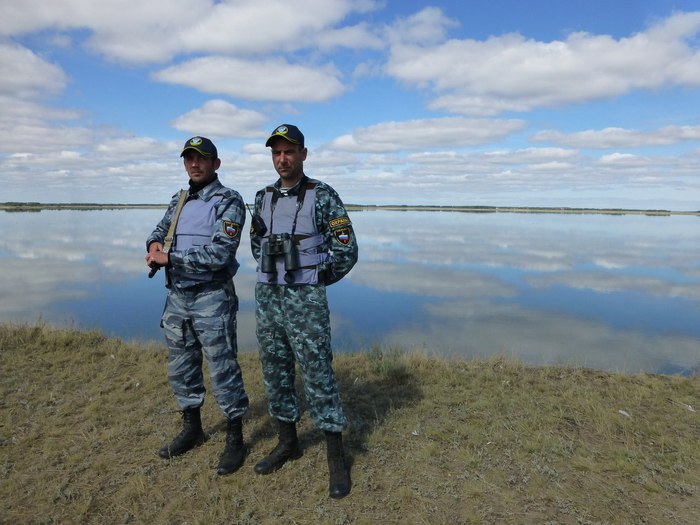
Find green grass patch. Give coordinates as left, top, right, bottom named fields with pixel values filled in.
left=1, top=323, right=699, bottom=524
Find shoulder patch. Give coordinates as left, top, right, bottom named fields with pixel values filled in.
left=329, top=216, right=351, bottom=229
left=223, top=221, right=240, bottom=238
left=333, top=227, right=351, bottom=245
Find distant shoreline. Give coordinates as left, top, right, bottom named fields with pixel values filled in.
left=1, top=202, right=698, bottom=216
left=347, top=205, right=700, bottom=216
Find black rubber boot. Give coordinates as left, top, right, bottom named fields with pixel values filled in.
left=325, top=431, right=351, bottom=499
left=254, top=420, right=303, bottom=475
left=158, top=407, right=206, bottom=459
left=217, top=417, right=246, bottom=475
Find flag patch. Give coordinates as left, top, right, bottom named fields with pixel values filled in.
left=223, top=221, right=240, bottom=238
left=334, top=227, right=351, bottom=245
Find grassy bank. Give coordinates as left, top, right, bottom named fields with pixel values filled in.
left=1, top=323, right=698, bottom=524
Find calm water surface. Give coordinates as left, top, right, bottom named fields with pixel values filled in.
left=1, top=208, right=698, bottom=375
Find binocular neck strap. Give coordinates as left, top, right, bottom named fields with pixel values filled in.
left=269, top=176, right=308, bottom=238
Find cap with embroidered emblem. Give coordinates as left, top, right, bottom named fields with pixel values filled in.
left=265, top=124, right=304, bottom=148
left=180, top=136, right=218, bottom=158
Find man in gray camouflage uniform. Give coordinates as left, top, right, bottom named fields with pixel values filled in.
left=146, top=136, right=249, bottom=476
left=250, top=124, right=358, bottom=499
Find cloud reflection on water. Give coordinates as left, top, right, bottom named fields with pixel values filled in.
left=347, top=210, right=700, bottom=374
left=0, top=208, right=698, bottom=375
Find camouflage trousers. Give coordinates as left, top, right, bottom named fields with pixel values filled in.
left=255, top=283, right=348, bottom=433
left=161, top=280, right=249, bottom=420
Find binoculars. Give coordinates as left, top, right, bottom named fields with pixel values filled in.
left=261, top=233, right=300, bottom=283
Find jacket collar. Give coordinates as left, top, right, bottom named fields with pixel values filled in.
left=189, top=176, right=222, bottom=200
left=272, top=174, right=307, bottom=196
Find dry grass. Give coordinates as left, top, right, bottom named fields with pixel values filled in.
left=1, top=323, right=699, bottom=524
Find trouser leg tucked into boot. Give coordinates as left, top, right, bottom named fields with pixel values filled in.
left=158, top=407, right=206, bottom=459
left=254, top=420, right=303, bottom=475
left=217, top=416, right=246, bottom=475
left=325, top=431, right=351, bottom=499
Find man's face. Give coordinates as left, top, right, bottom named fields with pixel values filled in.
left=270, top=138, right=307, bottom=186
left=183, top=150, right=220, bottom=185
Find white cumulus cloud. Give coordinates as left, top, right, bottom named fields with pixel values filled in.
left=386, top=10, right=700, bottom=116
left=153, top=57, right=346, bottom=102
left=171, top=100, right=268, bottom=138
left=328, top=117, right=527, bottom=152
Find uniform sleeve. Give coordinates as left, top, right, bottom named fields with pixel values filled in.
left=315, top=183, right=358, bottom=285
left=168, top=190, right=246, bottom=274
left=146, top=192, right=179, bottom=250
left=250, top=189, right=266, bottom=262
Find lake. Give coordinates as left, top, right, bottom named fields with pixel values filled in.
left=1, top=208, right=698, bottom=375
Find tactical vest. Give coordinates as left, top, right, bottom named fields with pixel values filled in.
left=170, top=194, right=239, bottom=285
left=257, top=179, right=329, bottom=285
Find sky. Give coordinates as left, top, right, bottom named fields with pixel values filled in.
left=1, top=0, right=700, bottom=210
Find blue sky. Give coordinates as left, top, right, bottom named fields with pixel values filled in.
left=1, top=0, right=699, bottom=209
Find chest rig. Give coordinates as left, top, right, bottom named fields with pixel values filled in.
left=257, top=177, right=329, bottom=285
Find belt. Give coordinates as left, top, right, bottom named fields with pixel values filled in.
left=172, top=280, right=229, bottom=294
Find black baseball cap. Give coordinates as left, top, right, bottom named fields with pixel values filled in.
left=265, top=124, right=304, bottom=148
left=180, top=136, right=218, bottom=158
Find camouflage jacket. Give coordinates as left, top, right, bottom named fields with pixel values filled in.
left=147, top=177, right=245, bottom=287
left=250, top=176, right=358, bottom=286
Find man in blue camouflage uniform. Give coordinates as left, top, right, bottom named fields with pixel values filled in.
left=250, top=124, right=358, bottom=499
left=146, top=136, right=249, bottom=476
